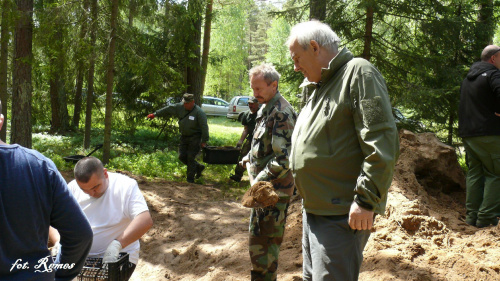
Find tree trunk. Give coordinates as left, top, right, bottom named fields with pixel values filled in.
left=84, top=0, right=97, bottom=149
left=302, top=0, right=327, bottom=108
left=129, top=0, right=136, bottom=27
left=0, top=0, right=10, bottom=142
left=103, top=0, right=119, bottom=164
left=72, top=0, right=90, bottom=129
left=200, top=0, right=213, bottom=97
left=49, top=73, right=61, bottom=132
left=48, top=6, right=69, bottom=134
left=11, top=0, right=33, bottom=148
left=309, top=0, right=326, bottom=21
left=362, top=3, right=374, bottom=61
left=186, top=0, right=203, bottom=106
left=72, top=67, right=85, bottom=129
left=475, top=0, right=494, bottom=60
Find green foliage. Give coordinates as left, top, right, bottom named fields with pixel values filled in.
left=265, top=16, right=303, bottom=109
left=204, top=1, right=253, bottom=100
left=32, top=116, right=248, bottom=194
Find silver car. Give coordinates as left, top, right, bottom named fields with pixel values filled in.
left=227, top=96, right=252, bottom=120
left=201, top=96, right=229, bottom=116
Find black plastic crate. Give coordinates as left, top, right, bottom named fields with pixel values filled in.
left=77, top=253, right=131, bottom=281
left=203, top=146, right=240, bottom=164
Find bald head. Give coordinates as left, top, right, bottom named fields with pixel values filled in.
left=481, top=45, right=500, bottom=62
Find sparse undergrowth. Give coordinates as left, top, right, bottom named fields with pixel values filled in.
left=31, top=116, right=249, bottom=197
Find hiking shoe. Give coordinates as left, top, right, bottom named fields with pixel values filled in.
left=476, top=218, right=499, bottom=228
left=187, top=178, right=195, bottom=183
left=465, top=218, right=476, bottom=227
left=229, top=174, right=241, bottom=182
left=196, top=164, right=205, bottom=179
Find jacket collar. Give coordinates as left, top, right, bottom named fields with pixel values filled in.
left=299, top=47, right=354, bottom=90
left=258, top=91, right=281, bottom=118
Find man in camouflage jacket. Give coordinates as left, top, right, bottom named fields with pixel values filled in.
left=241, top=63, right=297, bottom=281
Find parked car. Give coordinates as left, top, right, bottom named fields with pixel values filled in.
left=227, top=95, right=251, bottom=120
left=392, top=107, right=424, bottom=132
left=201, top=96, right=229, bottom=116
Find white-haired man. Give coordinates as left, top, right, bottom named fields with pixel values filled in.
left=287, top=21, right=399, bottom=280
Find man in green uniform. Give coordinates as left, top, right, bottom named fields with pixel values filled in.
left=240, top=63, right=297, bottom=281
left=287, top=21, right=399, bottom=280
left=230, top=96, right=259, bottom=182
left=147, top=93, right=209, bottom=183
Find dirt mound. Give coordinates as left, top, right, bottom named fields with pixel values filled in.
left=360, top=130, right=500, bottom=281
left=61, top=129, right=500, bottom=280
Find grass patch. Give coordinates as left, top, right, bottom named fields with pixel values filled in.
left=32, top=116, right=249, bottom=196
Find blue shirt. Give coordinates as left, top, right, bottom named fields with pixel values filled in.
left=0, top=144, right=93, bottom=280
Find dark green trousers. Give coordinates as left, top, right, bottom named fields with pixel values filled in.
left=178, top=135, right=202, bottom=181
left=463, top=136, right=500, bottom=226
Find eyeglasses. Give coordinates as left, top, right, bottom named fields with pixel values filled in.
left=492, top=49, right=500, bottom=56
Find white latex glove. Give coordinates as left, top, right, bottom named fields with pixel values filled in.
left=50, top=241, right=61, bottom=257
left=103, top=240, right=122, bottom=263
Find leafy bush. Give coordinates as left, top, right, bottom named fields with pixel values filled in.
left=31, top=116, right=248, bottom=195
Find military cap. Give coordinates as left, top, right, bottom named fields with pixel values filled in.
left=248, top=97, right=258, bottom=103
left=182, top=93, right=194, bottom=103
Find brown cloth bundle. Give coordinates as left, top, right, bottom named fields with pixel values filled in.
left=241, top=181, right=279, bottom=208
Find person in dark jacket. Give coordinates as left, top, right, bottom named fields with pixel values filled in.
left=459, top=45, right=500, bottom=228
left=147, top=93, right=209, bottom=183
left=229, top=96, right=259, bottom=182
left=0, top=100, right=93, bottom=280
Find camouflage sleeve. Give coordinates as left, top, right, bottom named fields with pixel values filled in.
left=254, top=107, right=296, bottom=182
left=155, top=103, right=180, bottom=118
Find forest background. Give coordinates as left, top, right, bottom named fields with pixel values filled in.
left=0, top=0, right=498, bottom=185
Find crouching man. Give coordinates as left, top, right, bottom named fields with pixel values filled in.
left=59, top=157, right=153, bottom=279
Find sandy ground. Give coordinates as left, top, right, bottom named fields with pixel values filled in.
left=67, top=130, right=500, bottom=280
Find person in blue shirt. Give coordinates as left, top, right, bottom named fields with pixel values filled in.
left=0, top=100, right=93, bottom=280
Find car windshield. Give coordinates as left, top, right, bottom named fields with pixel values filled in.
left=237, top=98, right=249, bottom=106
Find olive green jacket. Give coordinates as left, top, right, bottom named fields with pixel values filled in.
left=290, top=48, right=399, bottom=215
left=155, top=103, right=209, bottom=143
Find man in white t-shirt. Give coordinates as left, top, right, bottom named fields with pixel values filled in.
left=68, top=156, right=153, bottom=278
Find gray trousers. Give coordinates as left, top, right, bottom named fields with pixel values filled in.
left=302, top=211, right=371, bottom=281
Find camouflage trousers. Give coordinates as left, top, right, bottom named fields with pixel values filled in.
left=234, top=138, right=252, bottom=178
left=178, top=134, right=202, bottom=181
left=249, top=198, right=290, bottom=281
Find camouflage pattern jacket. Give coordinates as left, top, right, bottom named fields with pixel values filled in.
left=249, top=92, right=297, bottom=197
